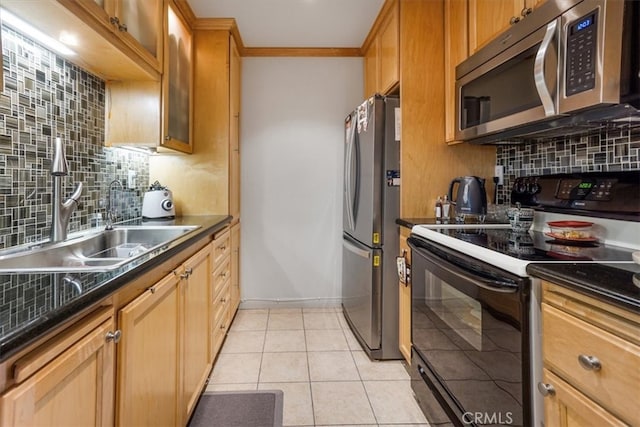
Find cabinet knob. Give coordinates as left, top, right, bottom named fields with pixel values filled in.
left=106, top=330, right=122, bottom=343
left=109, top=16, right=120, bottom=26
left=118, top=23, right=128, bottom=32
left=165, top=135, right=171, bottom=141
left=578, top=354, right=602, bottom=371
left=180, top=267, right=193, bottom=279
left=510, top=16, right=520, bottom=25
left=521, top=7, right=532, bottom=17
left=537, top=382, right=555, bottom=397
left=220, top=297, right=227, bottom=303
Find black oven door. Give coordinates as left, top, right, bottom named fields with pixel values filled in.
left=408, top=236, right=531, bottom=427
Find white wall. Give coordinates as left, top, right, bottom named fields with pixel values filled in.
left=240, top=57, right=363, bottom=308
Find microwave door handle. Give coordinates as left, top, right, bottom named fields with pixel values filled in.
left=534, top=19, right=557, bottom=116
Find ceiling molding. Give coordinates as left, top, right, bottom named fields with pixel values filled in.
left=173, top=0, right=197, bottom=27
left=242, top=47, right=362, bottom=57
left=193, top=18, right=246, bottom=54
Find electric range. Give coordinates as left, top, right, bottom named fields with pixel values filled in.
left=407, top=171, right=640, bottom=427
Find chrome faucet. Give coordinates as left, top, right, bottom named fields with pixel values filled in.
left=50, top=137, right=83, bottom=243
left=105, top=179, right=123, bottom=231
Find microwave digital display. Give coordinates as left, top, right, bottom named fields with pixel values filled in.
left=574, top=15, right=594, bottom=33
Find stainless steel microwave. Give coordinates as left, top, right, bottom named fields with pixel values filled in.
left=455, top=0, right=639, bottom=144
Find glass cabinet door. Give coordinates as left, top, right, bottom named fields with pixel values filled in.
left=114, top=0, right=162, bottom=68
left=162, top=2, right=192, bottom=153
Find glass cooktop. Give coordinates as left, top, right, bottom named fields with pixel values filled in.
left=434, top=227, right=637, bottom=263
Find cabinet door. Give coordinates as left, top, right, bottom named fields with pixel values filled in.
left=182, top=245, right=213, bottom=422
left=0, top=318, right=116, bottom=426
left=162, top=1, right=193, bottom=153
left=398, top=228, right=411, bottom=363
left=113, top=0, right=163, bottom=70
left=363, top=39, right=379, bottom=98
left=69, top=0, right=162, bottom=72
left=229, top=36, right=241, bottom=221
left=230, top=222, right=241, bottom=315
left=468, top=0, right=522, bottom=54
left=378, top=0, right=399, bottom=94
left=444, top=0, right=469, bottom=143
left=117, top=272, right=180, bottom=426
left=541, top=369, right=627, bottom=427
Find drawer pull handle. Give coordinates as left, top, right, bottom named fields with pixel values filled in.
left=578, top=354, right=601, bottom=371
left=219, top=245, right=227, bottom=251
left=220, top=297, right=227, bottom=303
left=537, top=382, right=555, bottom=397
left=106, top=330, right=122, bottom=343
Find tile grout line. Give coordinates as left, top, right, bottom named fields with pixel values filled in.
left=338, top=311, right=381, bottom=426
left=302, top=309, right=318, bottom=426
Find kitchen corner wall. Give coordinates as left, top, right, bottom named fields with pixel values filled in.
left=0, top=25, right=149, bottom=249
left=241, top=57, right=363, bottom=307
left=495, top=123, right=640, bottom=204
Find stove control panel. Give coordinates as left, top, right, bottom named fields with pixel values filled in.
left=511, top=171, right=640, bottom=219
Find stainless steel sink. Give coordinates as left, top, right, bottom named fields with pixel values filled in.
left=0, top=225, right=200, bottom=272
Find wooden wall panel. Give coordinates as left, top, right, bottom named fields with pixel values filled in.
left=399, top=0, right=496, bottom=218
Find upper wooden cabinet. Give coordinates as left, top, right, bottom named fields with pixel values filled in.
left=162, top=0, right=193, bottom=153
left=105, top=0, right=193, bottom=154
left=1, top=0, right=161, bottom=80
left=69, top=0, right=163, bottom=72
left=468, top=0, right=546, bottom=54
left=444, top=0, right=469, bottom=144
left=362, top=0, right=399, bottom=98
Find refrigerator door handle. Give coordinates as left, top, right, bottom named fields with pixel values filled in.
left=344, top=121, right=358, bottom=230
left=343, top=238, right=371, bottom=259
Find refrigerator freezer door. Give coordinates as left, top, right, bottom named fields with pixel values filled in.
left=342, top=234, right=382, bottom=351
left=343, top=97, right=385, bottom=247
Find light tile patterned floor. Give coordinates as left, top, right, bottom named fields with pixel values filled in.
left=207, top=307, right=429, bottom=426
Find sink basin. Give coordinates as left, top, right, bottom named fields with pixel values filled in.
left=0, top=225, right=200, bottom=273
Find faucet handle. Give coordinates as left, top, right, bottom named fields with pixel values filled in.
left=69, top=182, right=83, bottom=203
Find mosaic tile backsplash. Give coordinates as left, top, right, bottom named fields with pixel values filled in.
left=495, top=123, right=640, bottom=204
left=0, top=25, right=150, bottom=249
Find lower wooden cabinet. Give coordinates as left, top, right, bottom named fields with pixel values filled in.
left=182, top=245, right=214, bottom=420
left=117, top=242, right=216, bottom=426
left=117, top=270, right=181, bottom=426
left=398, top=227, right=411, bottom=363
left=230, top=222, right=241, bottom=314
left=0, top=227, right=240, bottom=426
left=540, top=281, right=640, bottom=426
left=0, top=308, right=116, bottom=427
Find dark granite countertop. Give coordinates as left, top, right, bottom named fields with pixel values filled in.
left=0, top=215, right=231, bottom=361
left=527, top=262, right=640, bottom=313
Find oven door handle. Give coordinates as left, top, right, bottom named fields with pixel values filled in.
left=417, top=246, right=519, bottom=294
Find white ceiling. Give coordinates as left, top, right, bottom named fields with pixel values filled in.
left=186, top=0, right=385, bottom=48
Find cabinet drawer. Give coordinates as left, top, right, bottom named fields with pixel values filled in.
left=542, top=303, right=640, bottom=424
left=212, top=230, right=231, bottom=266
left=212, top=285, right=230, bottom=329
left=212, top=256, right=231, bottom=298
left=542, top=368, right=627, bottom=427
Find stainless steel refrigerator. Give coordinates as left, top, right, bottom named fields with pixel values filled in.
left=342, top=94, right=400, bottom=360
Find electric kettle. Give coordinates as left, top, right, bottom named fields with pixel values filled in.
left=142, top=181, right=175, bottom=219
left=448, top=176, right=487, bottom=220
